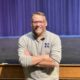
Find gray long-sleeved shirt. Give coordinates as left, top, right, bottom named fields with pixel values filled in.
left=18, top=30, right=62, bottom=80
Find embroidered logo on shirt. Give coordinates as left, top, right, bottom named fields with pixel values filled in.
left=44, top=43, right=50, bottom=48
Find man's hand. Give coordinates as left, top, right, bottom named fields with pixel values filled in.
left=36, top=54, right=59, bottom=67
left=42, top=54, right=49, bottom=60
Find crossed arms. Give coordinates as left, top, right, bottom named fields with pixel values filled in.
left=18, top=36, right=61, bottom=68
left=19, top=48, right=59, bottom=68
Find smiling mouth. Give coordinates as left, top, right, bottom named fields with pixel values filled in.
left=35, top=26, right=42, bottom=29
left=35, top=27, right=42, bottom=31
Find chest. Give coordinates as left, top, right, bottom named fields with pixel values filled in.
left=27, top=39, right=52, bottom=56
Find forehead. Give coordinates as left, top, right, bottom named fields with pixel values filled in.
left=32, top=14, right=45, bottom=21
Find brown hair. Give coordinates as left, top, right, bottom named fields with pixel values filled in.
left=32, top=11, right=47, bottom=22
left=32, top=12, right=45, bottom=16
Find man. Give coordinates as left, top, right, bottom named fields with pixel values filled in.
left=18, top=12, right=62, bottom=80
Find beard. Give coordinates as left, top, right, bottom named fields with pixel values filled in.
left=32, top=27, right=45, bottom=37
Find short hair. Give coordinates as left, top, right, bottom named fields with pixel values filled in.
left=32, top=12, right=47, bottom=21
left=32, top=12, right=45, bottom=16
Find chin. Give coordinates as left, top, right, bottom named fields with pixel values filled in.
left=35, top=31, right=42, bottom=36
left=35, top=30, right=42, bottom=34
left=36, top=32, right=41, bottom=36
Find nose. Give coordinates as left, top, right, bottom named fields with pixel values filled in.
left=36, top=22, right=41, bottom=26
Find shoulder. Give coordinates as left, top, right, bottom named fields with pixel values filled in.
left=18, top=32, right=33, bottom=41
left=46, top=31, right=61, bottom=45
left=46, top=30, right=60, bottom=39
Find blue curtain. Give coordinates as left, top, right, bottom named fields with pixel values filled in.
left=0, top=0, right=80, bottom=36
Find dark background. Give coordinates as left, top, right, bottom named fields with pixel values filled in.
left=0, top=37, right=80, bottom=64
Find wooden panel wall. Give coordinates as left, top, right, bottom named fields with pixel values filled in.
left=60, top=64, right=80, bottom=80
left=0, top=64, right=80, bottom=80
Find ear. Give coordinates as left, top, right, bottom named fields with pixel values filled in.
left=45, top=20, right=47, bottom=27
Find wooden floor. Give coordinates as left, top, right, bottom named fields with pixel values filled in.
left=0, top=64, right=80, bottom=80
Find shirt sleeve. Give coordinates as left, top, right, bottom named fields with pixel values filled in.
left=50, top=35, right=62, bottom=63
left=18, top=36, right=32, bottom=67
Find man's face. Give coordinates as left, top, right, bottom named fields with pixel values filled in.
left=32, top=14, right=47, bottom=37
